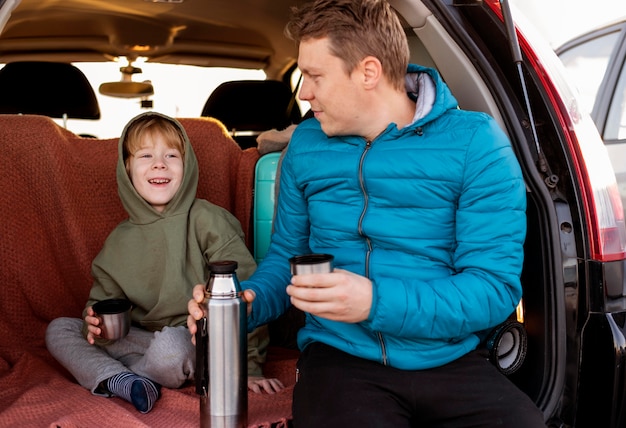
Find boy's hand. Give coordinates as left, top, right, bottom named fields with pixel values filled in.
left=187, top=285, right=257, bottom=345
left=187, top=284, right=206, bottom=345
left=248, top=376, right=285, bottom=394
left=84, top=306, right=102, bottom=344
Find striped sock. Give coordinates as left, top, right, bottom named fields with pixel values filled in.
left=106, top=372, right=161, bottom=413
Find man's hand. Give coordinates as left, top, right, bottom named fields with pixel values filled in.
left=287, top=268, right=372, bottom=323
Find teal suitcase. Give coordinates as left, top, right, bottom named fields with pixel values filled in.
left=253, top=152, right=281, bottom=263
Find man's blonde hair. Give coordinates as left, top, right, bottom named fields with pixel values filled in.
left=123, top=115, right=186, bottom=173
left=285, top=0, right=409, bottom=91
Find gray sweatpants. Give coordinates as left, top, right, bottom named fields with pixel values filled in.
left=45, top=317, right=195, bottom=395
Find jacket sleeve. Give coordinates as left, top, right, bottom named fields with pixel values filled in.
left=245, top=140, right=311, bottom=330
left=364, top=117, right=527, bottom=340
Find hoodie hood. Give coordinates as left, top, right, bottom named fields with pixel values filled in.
left=116, top=111, right=199, bottom=224
left=405, top=63, right=459, bottom=126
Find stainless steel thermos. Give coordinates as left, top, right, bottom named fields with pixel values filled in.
left=196, top=260, right=247, bottom=428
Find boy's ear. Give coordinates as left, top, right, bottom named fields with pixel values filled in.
left=360, top=56, right=383, bottom=89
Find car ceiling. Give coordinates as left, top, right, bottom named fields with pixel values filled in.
left=0, top=0, right=303, bottom=78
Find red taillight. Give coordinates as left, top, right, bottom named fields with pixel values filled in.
left=486, top=0, right=626, bottom=261
left=593, top=178, right=626, bottom=259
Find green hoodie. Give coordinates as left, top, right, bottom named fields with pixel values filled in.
left=83, top=112, right=265, bottom=373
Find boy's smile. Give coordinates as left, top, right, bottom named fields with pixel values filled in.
left=128, top=133, right=184, bottom=212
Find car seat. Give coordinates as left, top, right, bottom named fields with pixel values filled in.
left=201, top=80, right=301, bottom=149
left=0, top=61, right=100, bottom=120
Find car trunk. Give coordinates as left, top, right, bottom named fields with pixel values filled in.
left=401, top=0, right=626, bottom=426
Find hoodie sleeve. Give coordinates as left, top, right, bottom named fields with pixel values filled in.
left=246, top=325, right=270, bottom=377
left=81, top=238, right=129, bottom=345
left=193, top=200, right=257, bottom=281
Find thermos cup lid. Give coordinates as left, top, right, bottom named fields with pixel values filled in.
left=289, top=254, right=334, bottom=266
left=208, top=260, right=238, bottom=274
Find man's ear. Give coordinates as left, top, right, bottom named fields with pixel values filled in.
left=360, top=56, right=383, bottom=89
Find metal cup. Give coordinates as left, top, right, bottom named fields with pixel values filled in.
left=92, top=299, right=132, bottom=340
left=289, top=253, right=334, bottom=275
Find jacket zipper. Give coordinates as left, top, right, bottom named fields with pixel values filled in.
left=357, top=140, right=388, bottom=366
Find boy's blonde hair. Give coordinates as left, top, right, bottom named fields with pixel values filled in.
left=123, top=115, right=186, bottom=174
left=284, top=0, right=409, bottom=91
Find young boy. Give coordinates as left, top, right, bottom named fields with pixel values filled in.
left=46, top=112, right=283, bottom=414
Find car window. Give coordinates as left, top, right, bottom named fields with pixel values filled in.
left=55, top=62, right=266, bottom=139
left=291, top=68, right=311, bottom=117
left=605, top=57, right=626, bottom=141
left=558, top=30, right=621, bottom=114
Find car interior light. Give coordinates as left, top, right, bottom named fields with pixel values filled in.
left=516, top=299, right=524, bottom=324
left=129, top=45, right=152, bottom=52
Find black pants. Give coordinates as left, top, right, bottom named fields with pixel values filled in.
left=292, top=342, right=545, bottom=428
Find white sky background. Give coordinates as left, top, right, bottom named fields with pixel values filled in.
left=64, top=64, right=265, bottom=139
left=511, top=0, right=626, bottom=49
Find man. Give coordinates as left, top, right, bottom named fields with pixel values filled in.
left=189, top=0, right=544, bottom=426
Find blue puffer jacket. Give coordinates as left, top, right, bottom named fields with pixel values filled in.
left=245, top=64, right=527, bottom=370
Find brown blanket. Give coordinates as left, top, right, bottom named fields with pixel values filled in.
left=0, top=115, right=297, bottom=427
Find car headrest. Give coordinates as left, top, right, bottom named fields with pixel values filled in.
left=201, top=80, right=301, bottom=135
left=0, top=61, right=101, bottom=120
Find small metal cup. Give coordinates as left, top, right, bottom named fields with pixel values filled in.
left=289, top=253, right=334, bottom=275
left=92, top=299, right=132, bottom=340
